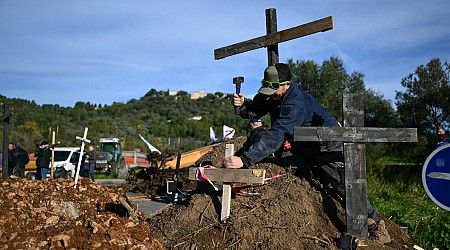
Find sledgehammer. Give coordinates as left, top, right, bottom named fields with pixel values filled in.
left=233, top=76, right=244, bottom=114
left=233, top=76, right=244, bottom=94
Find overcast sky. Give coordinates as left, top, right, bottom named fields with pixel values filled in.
left=1, top=1, right=449, bottom=108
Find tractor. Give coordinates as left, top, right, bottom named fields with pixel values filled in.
left=95, top=137, right=125, bottom=176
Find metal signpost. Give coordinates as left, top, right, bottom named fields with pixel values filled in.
left=422, top=144, right=450, bottom=211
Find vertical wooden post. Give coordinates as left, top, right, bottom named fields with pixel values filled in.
left=225, top=144, right=234, bottom=159
left=50, top=131, right=56, bottom=177
left=222, top=144, right=235, bottom=221
left=265, top=8, right=279, bottom=66
left=2, top=104, right=10, bottom=179
left=343, top=93, right=368, bottom=238
left=172, top=152, right=182, bottom=202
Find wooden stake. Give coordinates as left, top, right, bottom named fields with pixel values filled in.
left=50, top=131, right=56, bottom=178
left=225, top=144, right=234, bottom=158
left=221, top=184, right=231, bottom=222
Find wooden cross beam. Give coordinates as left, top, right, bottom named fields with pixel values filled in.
left=294, top=93, right=418, bottom=239
left=189, top=144, right=266, bottom=221
left=214, top=8, right=333, bottom=66
left=188, top=167, right=266, bottom=184
left=1, top=103, right=12, bottom=179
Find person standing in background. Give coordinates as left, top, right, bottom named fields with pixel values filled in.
left=7, top=143, right=15, bottom=177
left=86, top=146, right=96, bottom=181
left=12, top=143, right=29, bottom=177
left=35, top=140, right=51, bottom=179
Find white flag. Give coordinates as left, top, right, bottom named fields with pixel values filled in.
left=223, top=125, right=235, bottom=139
left=210, top=127, right=216, bottom=142
left=138, top=134, right=161, bottom=154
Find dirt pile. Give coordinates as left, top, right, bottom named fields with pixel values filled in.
left=147, top=137, right=415, bottom=249
left=0, top=176, right=164, bottom=250
left=0, top=136, right=416, bottom=249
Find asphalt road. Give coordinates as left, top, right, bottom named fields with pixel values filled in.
left=96, top=178, right=126, bottom=187
left=96, top=178, right=171, bottom=216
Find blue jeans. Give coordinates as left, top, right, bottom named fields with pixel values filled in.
left=89, top=163, right=95, bottom=181
left=38, top=168, right=48, bottom=180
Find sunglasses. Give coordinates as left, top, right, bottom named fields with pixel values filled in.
left=261, top=80, right=289, bottom=89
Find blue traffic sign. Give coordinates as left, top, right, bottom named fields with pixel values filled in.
left=422, top=144, right=450, bottom=211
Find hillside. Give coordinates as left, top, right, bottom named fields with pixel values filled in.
left=0, top=90, right=250, bottom=153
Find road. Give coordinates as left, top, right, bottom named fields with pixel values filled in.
left=96, top=178, right=126, bottom=187
left=96, top=178, right=171, bottom=216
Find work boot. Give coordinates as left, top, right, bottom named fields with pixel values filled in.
left=368, top=219, right=391, bottom=245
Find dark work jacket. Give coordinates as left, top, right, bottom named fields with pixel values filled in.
left=87, top=150, right=96, bottom=164
left=241, top=126, right=267, bottom=152
left=35, top=148, right=51, bottom=169
left=13, top=147, right=29, bottom=167
left=235, top=84, right=342, bottom=166
left=8, top=149, right=14, bottom=168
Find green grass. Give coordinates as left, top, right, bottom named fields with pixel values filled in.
left=367, top=163, right=450, bottom=249
left=95, top=173, right=119, bottom=179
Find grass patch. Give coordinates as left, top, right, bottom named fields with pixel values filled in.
left=367, top=163, right=450, bottom=249
left=95, top=173, right=119, bottom=179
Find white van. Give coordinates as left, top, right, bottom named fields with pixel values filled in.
left=52, top=147, right=81, bottom=178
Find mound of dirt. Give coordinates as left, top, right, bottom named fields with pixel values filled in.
left=1, top=136, right=414, bottom=249
left=148, top=137, right=415, bottom=249
left=0, top=176, right=164, bottom=249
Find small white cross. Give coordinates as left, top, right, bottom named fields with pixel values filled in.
left=74, top=127, right=91, bottom=186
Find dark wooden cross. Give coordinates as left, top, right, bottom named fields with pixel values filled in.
left=294, top=93, right=417, bottom=239
left=214, top=8, right=333, bottom=66
left=1, top=103, right=12, bottom=179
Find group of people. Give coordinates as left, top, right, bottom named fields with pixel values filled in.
left=224, top=63, right=391, bottom=244
left=5, top=140, right=96, bottom=181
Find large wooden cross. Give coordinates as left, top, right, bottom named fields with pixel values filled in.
left=294, top=93, right=418, bottom=239
left=1, top=103, right=12, bottom=179
left=214, top=8, right=333, bottom=66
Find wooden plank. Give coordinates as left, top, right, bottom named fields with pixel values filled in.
left=189, top=167, right=266, bottom=184
left=293, top=127, right=418, bottom=143
left=344, top=143, right=368, bottom=237
left=225, top=144, right=234, bottom=158
left=265, top=8, right=279, bottom=65
left=343, top=92, right=368, bottom=239
left=163, top=145, right=215, bottom=169
left=214, top=16, right=333, bottom=60
left=2, top=104, right=10, bottom=179
left=0, top=108, right=12, bottom=122
left=221, top=185, right=232, bottom=221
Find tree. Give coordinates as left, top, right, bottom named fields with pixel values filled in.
left=288, top=58, right=320, bottom=95
left=364, top=89, right=400, bottom=128
left=395, top=58, right=450, bottom=134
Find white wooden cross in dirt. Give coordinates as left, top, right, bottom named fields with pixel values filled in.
left=294, top=93, right=417, bottom=238
left=74, top=127, right=91, bottom=186
left=189, top=143, right=266, bottom=222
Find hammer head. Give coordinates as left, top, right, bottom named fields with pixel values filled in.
left=233, top=76, right=244, bottom=94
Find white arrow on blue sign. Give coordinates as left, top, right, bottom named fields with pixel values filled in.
left=422, top=144, right=450, bottom=211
